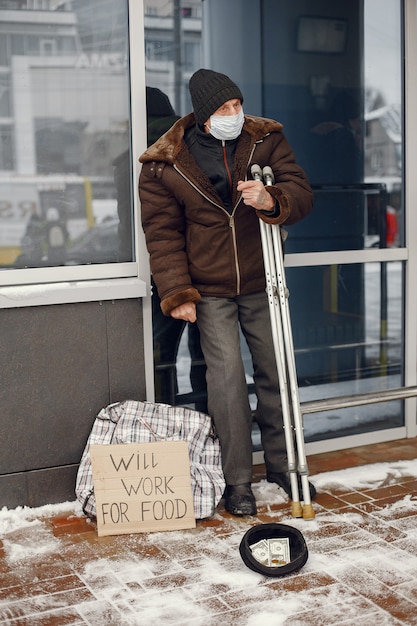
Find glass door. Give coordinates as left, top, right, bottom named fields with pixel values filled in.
left=260, top=0, right=406, bottom=446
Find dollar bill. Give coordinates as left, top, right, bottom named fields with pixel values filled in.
left=250, top=537, right=290, bottom=567
left=250, top=539, right=270, bottom=565
left=269, top=537, right=290, bottom=566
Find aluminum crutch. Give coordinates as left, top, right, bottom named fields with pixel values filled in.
left=251, top=164, right=314, bottom=520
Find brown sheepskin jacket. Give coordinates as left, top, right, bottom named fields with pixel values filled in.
left=139, top=112, right=313, bottom=316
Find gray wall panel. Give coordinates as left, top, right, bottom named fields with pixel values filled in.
left=0, top=298, right=146, bottom=508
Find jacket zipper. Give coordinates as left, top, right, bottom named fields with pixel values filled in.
left=174, top=163, right=242, bottom=293
left=173, top=141, right=258, bottom=295
left=221, top=140, right=241, bottom=293
left=222, top=140, right=233, bottom=203
left=228, top=213, right=240, bottom=294
left=229, top=143, right=260, bottom=294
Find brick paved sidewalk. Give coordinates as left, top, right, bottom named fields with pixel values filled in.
left=1, top=438, right=417, bottom=625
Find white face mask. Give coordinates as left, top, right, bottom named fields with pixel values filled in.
left=209, top=108, right=245, bottom=140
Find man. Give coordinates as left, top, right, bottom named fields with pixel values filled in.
left=139, top=68, right=314, bottom=516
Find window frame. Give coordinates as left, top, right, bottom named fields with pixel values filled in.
left=0, top=0, right=148, bottom=309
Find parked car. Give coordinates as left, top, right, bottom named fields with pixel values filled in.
left=66, top=218, right=119, bottom=265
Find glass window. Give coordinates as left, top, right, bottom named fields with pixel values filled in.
left=145, top=38, right=175, bottom=62
left=11, top=35, right=24, bottom=57
left=0, top=126, right=14, bottom=170
left=285, top=184, right=399, bottom=253
left=0, top=0, right=134, bottom=270
left=183, top=41, right=200, bottom=71
left=0, top=34, right=9, bottom=66
left=143, top=0, right=405, bottom=446
left=40, top=39, right=57, bottom=56
left=0, top=74, right=11, bottom=116
left=26, top=35, right=40, bottom=55
left=289, top=261, right=404, bottom=440
left=263, top=0, right=403, bottom=253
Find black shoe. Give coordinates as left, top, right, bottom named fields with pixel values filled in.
left=224, top=483, right=257, bottom=516
left=267, top=472, right=317, bottom=500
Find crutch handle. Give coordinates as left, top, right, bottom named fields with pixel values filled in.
left=251, top=164, right=263, bottom=181
left=262, top=166, right=275, bottom=186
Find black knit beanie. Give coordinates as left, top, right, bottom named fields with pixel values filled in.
left=189, top=68, right=244, bottom=126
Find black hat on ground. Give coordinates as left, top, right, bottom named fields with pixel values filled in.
left=239, top=523, right=308, bottom=577
left=189, top=68, right=243, bottom=126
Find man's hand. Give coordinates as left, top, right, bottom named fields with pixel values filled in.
left=237, top=180, right=275, bottom=212
left=170, top=301, right=197, bottom=323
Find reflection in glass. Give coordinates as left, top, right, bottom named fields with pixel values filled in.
left=285, top=184, right=395, bottom=254
left=250, top=259, right=404, bottom=447
left=292, top=261, right=404, bottom=440
left=0, top=0, right=133, bottom=269
left=144, top=1, right=207, bottom=412
left=364, top=0, right=402, bottom=249
left=261, top=0, right=402, bottom=253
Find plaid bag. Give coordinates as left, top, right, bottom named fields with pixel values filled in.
left=75, top=400, right=225, bottom=520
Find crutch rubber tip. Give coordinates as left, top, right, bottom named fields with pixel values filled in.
left=291, top=501, right=303, bottom=518
left=302, top=503, right=315, bottom=520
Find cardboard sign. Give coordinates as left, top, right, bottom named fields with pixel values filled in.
left=90, top=441, right=196, bottom=536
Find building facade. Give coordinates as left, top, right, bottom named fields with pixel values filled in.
left=0, top=0, right=415, bottom=508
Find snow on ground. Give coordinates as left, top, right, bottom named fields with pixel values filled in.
left=1, top=459, right=416, bottom=537
left=312, top=458, right=417, bottom=491
left=1, top=459, right=417, bottom=625
left=0, top=500, right=83, bottom=536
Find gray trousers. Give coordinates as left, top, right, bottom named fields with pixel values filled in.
left=196, top=291, right=287, bottom=486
